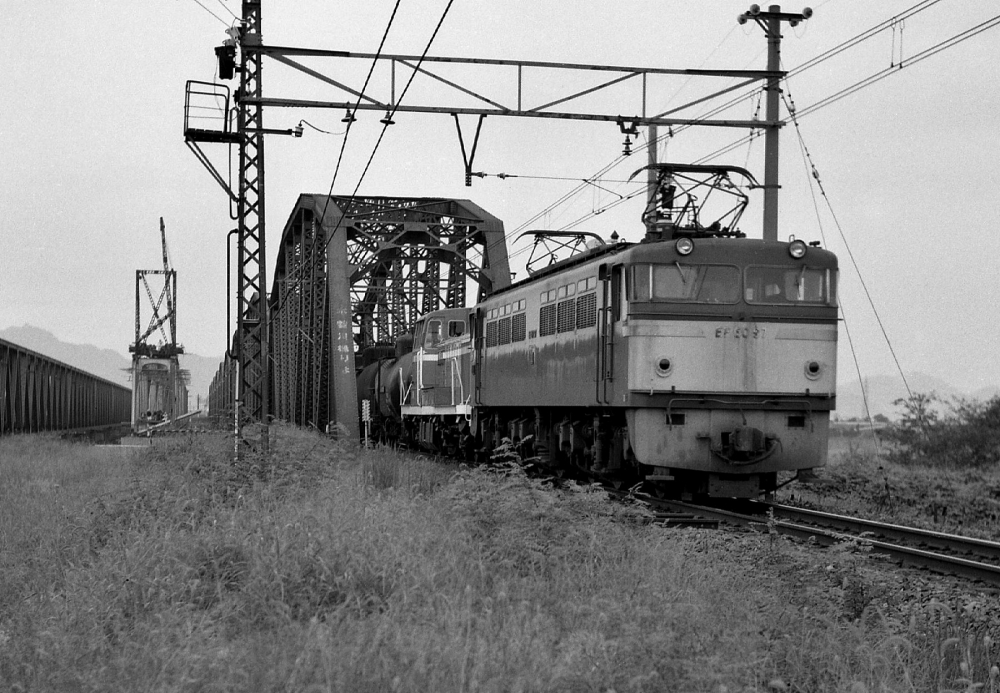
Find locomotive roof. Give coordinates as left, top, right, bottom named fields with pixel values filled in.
left=627, top=236, right=838, bottom=267
left=488, top=236, right=837, bottom=300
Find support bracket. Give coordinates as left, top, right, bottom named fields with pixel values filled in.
left=453, top=113, right=486, bottom=186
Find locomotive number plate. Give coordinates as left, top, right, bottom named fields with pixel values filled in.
left=715, top=326, right=766, bottom=339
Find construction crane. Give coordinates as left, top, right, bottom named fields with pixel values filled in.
left=129, top=218, right=189, bottom=431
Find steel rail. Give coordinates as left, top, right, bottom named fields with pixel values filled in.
left=760, top=502, right=1000, bottom=564
left=601, top=488, right=720, bottom=528
left=645, top=498, right=1000, bottom=586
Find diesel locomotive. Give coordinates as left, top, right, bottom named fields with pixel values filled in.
left=357, top=165, right=838, bottom=498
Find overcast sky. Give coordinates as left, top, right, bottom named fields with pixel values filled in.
left=2, top=1, right=998, bottom=394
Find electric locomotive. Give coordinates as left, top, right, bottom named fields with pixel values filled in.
left=358, top=164, right=838, bottom=498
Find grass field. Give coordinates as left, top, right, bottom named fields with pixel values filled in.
left=2, top=427, right=999, bottom=692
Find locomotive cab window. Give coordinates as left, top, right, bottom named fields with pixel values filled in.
left=745, top=266, right=837, bottom=306
left=448, top=320, right=466, bottom=338
left=425, top=319, right=443, bottom=347
left=630, top=263, right=740, bottom=303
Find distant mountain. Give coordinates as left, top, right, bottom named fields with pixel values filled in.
left=834, top=372, right=999, bottom=420
left=0, top=325, right=221, bottom=406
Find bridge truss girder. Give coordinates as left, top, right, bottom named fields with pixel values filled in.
left=270, top=200, right=330, bottom=429
left=264, top=194, right=509, bottom=434
left=329, top=195, right=510, bottom=351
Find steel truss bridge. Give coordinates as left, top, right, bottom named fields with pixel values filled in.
left=208, top=195, right=510, bottom=436
left=0, top=338, right=132, bottom=436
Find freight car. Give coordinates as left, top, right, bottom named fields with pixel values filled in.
left=359, top=164, right=838, bottom=499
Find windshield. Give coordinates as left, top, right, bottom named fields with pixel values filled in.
left=631, top=263, right=741, bottom=304
left=745, top=266, right=837, bottom=305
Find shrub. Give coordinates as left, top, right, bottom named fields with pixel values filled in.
left=882, top=392, right=1000, bottom=468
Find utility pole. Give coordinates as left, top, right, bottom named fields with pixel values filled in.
left=236, top=0, right=269, bottom=453
left=739, top=4, right=813, bottom=241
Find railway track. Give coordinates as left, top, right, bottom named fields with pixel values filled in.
left=642, top=497, right=1000, bottom=586
left=601, top=487, right=720, bottom=528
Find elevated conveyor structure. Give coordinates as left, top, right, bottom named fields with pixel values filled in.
left=209, top=195, right=510, bottom=439
left=0, top=338, right=131, bottom=435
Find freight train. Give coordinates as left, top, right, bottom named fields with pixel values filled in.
left=357, top=164, right=838, bottom=499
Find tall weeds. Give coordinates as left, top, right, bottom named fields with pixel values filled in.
left=2, top=427, right=998, bottom=691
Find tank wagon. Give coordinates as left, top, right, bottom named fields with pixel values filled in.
left=362, top=164, right=839, bottom=498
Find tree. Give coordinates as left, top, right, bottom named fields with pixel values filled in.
left=882, top=392, right=1000, bottom=468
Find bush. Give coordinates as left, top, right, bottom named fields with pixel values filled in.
left=882, top=392, right=1000, bottom=468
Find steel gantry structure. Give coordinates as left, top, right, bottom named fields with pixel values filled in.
left=188, top=3, right=811, bottom=445
left=129, top=218, right=190, bottom=431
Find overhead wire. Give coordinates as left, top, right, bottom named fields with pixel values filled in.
left=787, top=90, right=881, bottom=448
left=782, top=85, right=914, bottom=400
left=496, top=78, right=768, bottom=266
left=269, top=0, right=404, bottom=321
left=793, top=12, right=1000, bottom=119
left=189, top=0, right=231, bottom=27
left=341, top=0, right=457, bottom=203
left=299, top=120, right=346, bottom=136
left=314, top=0, right=405, bottom=226
left=694, top=8, right=1000, bottom=165
left=274, top=0, right=458, bottom=323
left=213, top=0, right=240, bottom=21
left=499, top=30, right=776, bottom=249
left=520, top=0, right=964, bottom=235
left=787, top=0, right=945, bottom=78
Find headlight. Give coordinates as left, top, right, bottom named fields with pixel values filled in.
left=675, top=238, right=694, bottom=256
left=789, top=239, right=807, bottom=258
left=804, top=360, right=822, bottom=380
left=656, top=358, right=673, bottom=376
